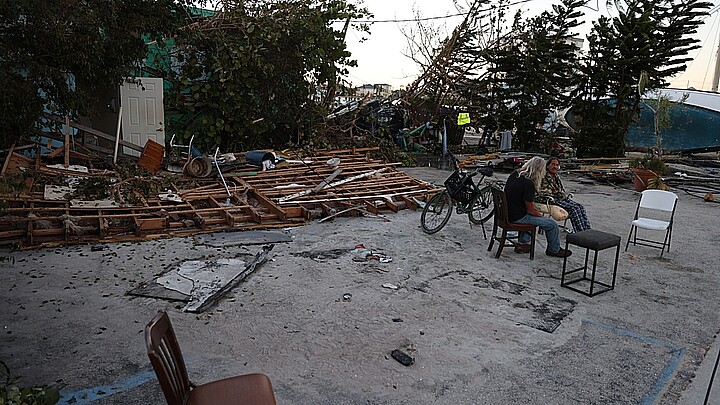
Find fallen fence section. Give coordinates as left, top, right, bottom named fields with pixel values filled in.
left=0, top=149, right=439, bottom=248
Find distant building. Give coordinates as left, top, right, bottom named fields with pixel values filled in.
left=567, top=37, right=584, bottom=55
left=374, top=84, right=392, bottom=97
left=315, top=83, right=395, bottom=109
left=355, top=84, right=376, bottom=97
left=355, top=83, right=393, bottom=98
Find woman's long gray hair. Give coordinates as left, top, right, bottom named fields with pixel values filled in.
left=517, top=156, right=546, bottom=189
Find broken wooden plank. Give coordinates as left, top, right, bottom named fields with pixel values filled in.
left=277, top=167, right=389, bottom=203
left=1, top=143, right=16, bottom=176
left=311, top=167, right=342, bottom=192
left=317, top=205, right=365, bottom=223
left=247, top=188, right=287, bottom=221
left=43, top=113, right=144, bottom=153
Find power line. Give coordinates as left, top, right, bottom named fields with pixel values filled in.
left=345, top=0, right=536, bottom=23
left=352, top=11, right=466, bottom=23
left=700, top=11, right=720, bottom=86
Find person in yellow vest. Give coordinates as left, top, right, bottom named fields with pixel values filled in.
left=457, top=112, right=470, bottom=126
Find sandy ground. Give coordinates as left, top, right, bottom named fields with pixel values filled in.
left=1, top=166, right=719, bottom=405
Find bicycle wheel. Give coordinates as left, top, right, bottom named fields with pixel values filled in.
left=421, top=191, right=453, bottom=234
left=468, top=185, right=495, bottom=225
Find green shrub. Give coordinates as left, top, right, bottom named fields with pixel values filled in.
left=0, top=362, right=59, bottom=405
left=629, top=156, right=667, bottom=174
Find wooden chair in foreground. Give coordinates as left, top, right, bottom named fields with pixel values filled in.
left=145, top=311, right=277, bottom=405
left=488, top=187, right=538, bottom=259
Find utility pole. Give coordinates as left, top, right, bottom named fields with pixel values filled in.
left=712, top=24, right=720, bottom=91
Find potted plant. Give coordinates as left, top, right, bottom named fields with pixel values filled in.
left=629, top=155, right=667, bottom=191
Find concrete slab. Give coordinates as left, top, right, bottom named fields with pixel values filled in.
left=1, top=167, right=719, bottom=405
left=193, top=230, right=293, bottom=247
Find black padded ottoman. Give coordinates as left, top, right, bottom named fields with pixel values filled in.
left=561, top=229, right=621, bottom=297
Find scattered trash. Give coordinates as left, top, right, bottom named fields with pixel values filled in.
left=342, top=293, right=352, bottom=302
left=262, top=160, right=276, bottom=171
left=246, top=150, right=276, bottom=167
left=274, top=183, right=306, bottom=189
left=185, top=156, right=214, bottom=177
left=353, top=247, right=373, bottom=262
left=90, top=245, right=107, bottom=252
left=46, top=164, right=89, bottom=173
left=158, top=190, right=183, bottom=203
left=219, top=153, right=237, bottom=163
left=363, top=266, right=389, bottom=274
left=382, top=283, right=398, bottom=290
left=353, top=244, right=393, bottom=263
left=392, top=318, right=403, bottom=322
left=137, top=139, right=164, bottom=173
left=0, top=255, right=15, bottom=266
left=391, top=349, right=414, bottom=366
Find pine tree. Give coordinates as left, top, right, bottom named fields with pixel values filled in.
left=510, top=0, right=584, bottom=151
left=476, top=0, right=584, bottom=152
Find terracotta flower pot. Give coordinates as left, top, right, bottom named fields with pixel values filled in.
left=632, top=168, right=660, bottom=192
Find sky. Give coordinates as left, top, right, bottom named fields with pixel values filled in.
left=342, top=0, right=720, bottom=91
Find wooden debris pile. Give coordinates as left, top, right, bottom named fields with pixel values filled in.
left=0, top=148, right=440, bottom=248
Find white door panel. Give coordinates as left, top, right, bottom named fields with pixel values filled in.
left=120, top=77, right=164, bottom=157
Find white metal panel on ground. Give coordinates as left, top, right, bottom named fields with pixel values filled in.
left=120, top=77, right=164, bottom=156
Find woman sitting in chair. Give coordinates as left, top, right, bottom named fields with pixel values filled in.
left=539, top=157, right=591, bottom=233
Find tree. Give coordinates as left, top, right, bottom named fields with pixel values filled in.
left=638, top=70, right=688, bottom=156
left=402, top=0, right=499, bottom=140
left=0, top=0, right=187, bottom=148
left=401, top=0, right=583, bottom=152
left=571, top=0, right=710, bottom=157
left=163, top=0, right=370, bottom=152
left=493, top=0, right=584, bottom=151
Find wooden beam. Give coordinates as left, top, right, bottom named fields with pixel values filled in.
left=248, top=188, right=287, bottom=221
left=43, top=113, right=143, bottom=153
left=1, top=143, right=15, bottom=176
left=383, top=198, right=399, bottom=213
left=278, top=167, right=389, bottom=203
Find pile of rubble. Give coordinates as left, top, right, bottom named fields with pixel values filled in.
left=0, top=147, right=440, bottom=248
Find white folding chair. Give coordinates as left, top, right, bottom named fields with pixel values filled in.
left=625, top=190, right=678, bottom=257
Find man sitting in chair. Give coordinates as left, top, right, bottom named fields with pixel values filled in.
left=539, top=157, right=591, bottom=233
left=505, top=156, right=572, bottom=258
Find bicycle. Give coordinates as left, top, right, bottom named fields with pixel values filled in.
left=420, top=157, right=505, bottom=236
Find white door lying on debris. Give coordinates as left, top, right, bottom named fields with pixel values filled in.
left=120, top=77, right=165, bottom=157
